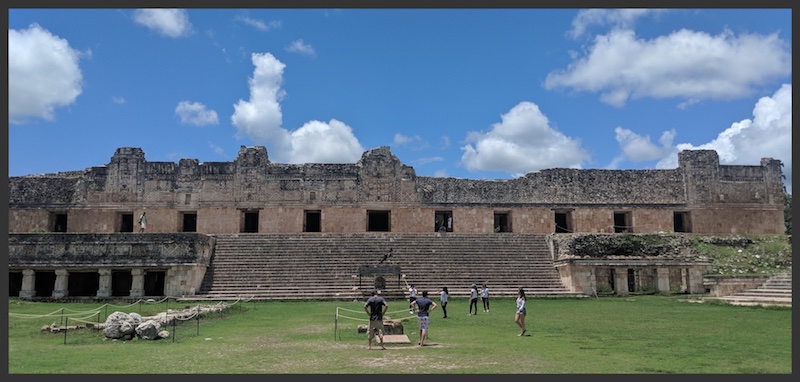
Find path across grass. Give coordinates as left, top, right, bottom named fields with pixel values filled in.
left=6, top=295, right=792, bottom=374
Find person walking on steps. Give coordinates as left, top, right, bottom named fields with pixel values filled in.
left=469, top=283, right=479, bottom=315
left=481, top=282, right=490, bottom=312
left=515, top=287, right=527, bottom=336
left=364, top=290, right=388, bottom=350
left=439, top=286, right=449, bottom=318
left=410, top=290, right=437, bottom=346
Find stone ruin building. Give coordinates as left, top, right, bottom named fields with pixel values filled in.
left=7, top=146, right=786, bottom=301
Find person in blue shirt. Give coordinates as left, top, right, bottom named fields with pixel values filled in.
left=363, top=290, right=388, bottom=350
left=410, top=290, right=438, bottom=346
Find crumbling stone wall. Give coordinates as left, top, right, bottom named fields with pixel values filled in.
left=7, top=146, right=785, bottom=235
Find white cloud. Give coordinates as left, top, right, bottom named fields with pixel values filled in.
left=286, top=39, right=316, bottom=57
left=569, top=9, right=660, bottom=39
left=175, top=101, right=219, bottom=126
left=289, top=119, right=364, bottom=163
left=133, top=9, right=192, bottom=38
left=9, top=23, right=83, bottom=124
left=656, top=83, right=792, bottom=192
left=393, top=133, right=429, bottom=150
left=614, top=127, right=676, bottom=162
left=208, top=141, right=225, bottom=156
left=112, top=96, right=126, bottom=105
left=460, top=101, right=590, bottom=175
left=545, top=28, right=791, bottom=107
left=236, top=15, right=281, bottom=31
left=231, top=52, right=363, bottom=163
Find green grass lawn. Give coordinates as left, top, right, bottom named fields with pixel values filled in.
left=7, top=295, right=792, bottom=374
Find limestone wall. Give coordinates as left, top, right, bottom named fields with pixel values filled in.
left=8, top=146, right=785, bottom=235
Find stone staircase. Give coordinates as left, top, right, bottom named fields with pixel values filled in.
left=715, top=270, right=792, bottom=307
left=195, top=233, right=581, bottom=301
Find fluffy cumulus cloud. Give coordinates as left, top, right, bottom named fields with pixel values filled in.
left=9, top=23, right=83, bottom=124
left=545, top=28, right=791, bottom=107
left=614, top=127, right=676, bottom=162
left=231, top=52, right=363, bottom=163
left=175, top=101, right=219, bottom=126
left=647, top=84, right=792, bottom=192
left=133, top=9, right=192, bottom=38
left=460, top=101, right=590, bottom=176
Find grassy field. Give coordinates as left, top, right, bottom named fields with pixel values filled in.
left=6, top=294, right=792, bottom=374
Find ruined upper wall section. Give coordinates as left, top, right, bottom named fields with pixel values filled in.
left=8, top=146, right=784, bottom=209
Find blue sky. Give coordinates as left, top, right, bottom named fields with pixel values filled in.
left=8, top=8, right=793, bottom=193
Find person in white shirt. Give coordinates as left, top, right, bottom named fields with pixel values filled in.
left=481, top=283, right=490, bottom=312
left=408, top=284, right=418, bottom=314
left=439, top=286, right=449, bottom=318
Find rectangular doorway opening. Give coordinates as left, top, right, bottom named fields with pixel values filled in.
left=434, top=211, right=453, bottom=232
left=305, top=210, right=321, bottom=232
left=53, top=213, right=68, bottom=232
left=614, top=211, right=632, bottom=233
left=143, top=270, right=166, bottom=297
left=674, top=211, right=692, bottom=233
left=554, top=210, right=573, bottom=233
left=242, top=210, right=260, bottom=233
left=367, top=210, right=391, bottom=232
left=112, top=270, right=133, bottom=297
left=120, top=213, right=134, bottom=232
left=182, top=212, right=197, bottom=232
left=494, top=212, right=511, bottom=232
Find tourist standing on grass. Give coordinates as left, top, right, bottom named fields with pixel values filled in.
left=515, top=287, right=527, bottom=336
left=469, top=283, right=479, bottom=315
left=411, top=290, right=437, bottom=346
left=439, top=286, right=449, bottom=318
left=364, top=290, right=388, bottom=350
left=408, top=284, right=418, bottom=314
left=481, top=282, right=490, bottom=312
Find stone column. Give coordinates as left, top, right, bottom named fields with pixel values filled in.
left=656, top=267, right=671, bottom=293
left=686, top=267, right=706, bottom=294
left=130, top=269, right=145, bottom=298
left=97, top=269, right=112, bottom=298
left=19, top=269, right=36, bottom=299
left=52, top=269, right=69, bottom=299
left=614, top=267, right=629, bottom=296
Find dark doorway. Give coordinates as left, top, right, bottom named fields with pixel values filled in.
left=120, top=213, right=134, bottom=232
left=143, top=271, right=166, bottom=297
left=554, top=211, right=572, bottom=233
left=614, top=212, right=631, bottom=233
left=305, top=210, right=321, bottom=232
left=608, top=268, right=615, bottom=292
left=434, top=211, right=453, bottom=232
left=34, top=271, right=57, bottom=298
left=112, top=270, right=133, bottom=297
left=242, top=211, right=259, bottom=233
left=494, top=212, right=511, bottom=232
left=182, top=212, right=197, bottom=232
left=68, top=272, right=100, bottom=297
left=674, top=212, right=691, bottom=233
left=627, top=268, right=636, bottom=292
left=53, top=213, right=68, bottom=232
left=367, top=210, right=390, bottom=232
left=9, top=271, right=23, bottom=297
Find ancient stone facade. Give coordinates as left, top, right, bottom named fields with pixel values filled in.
left=7, top=146, right=786, bottom=235
left=6, top=146, right=785, bottom=300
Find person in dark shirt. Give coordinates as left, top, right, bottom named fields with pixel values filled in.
left=410, top=290, right=438, bottom=346
left=363, top=290, right=388, bottom=350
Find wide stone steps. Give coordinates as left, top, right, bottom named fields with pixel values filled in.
left=197, top=233, right=579, bottom=300
left=715, top=270, right=792, bottom=307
